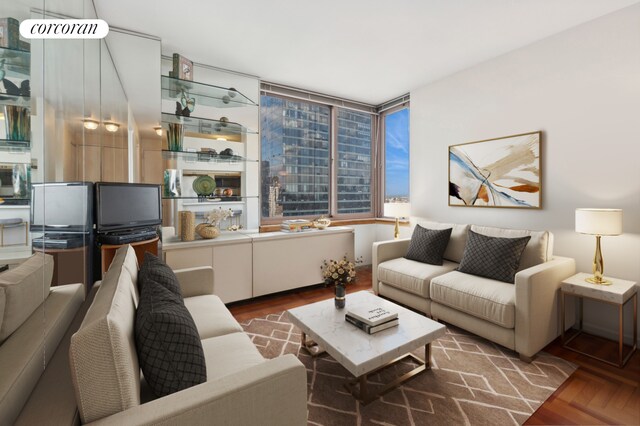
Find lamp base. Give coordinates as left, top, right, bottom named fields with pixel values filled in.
left=585, top=276, right=612, bottom=286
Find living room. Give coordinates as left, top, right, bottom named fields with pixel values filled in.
left=0, top=1, right=638, bottom=425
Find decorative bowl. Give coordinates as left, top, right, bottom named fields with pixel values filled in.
left=313, top=217, right=331, bottom=230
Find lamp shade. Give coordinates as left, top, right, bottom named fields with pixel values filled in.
left=575, top=208, right=622, bottom=236
left=384, top=202, right=411, bottom=218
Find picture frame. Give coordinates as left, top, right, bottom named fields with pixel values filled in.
left=172, top=53, right=193, bottom=81
left=448, top=131, right=541, bottom=209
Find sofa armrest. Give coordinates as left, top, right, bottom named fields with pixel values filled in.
left=87, top=354, right=307, bottom=426
left=173, top=267, right=215, bottom=298
left=514, top=256, right=576, bottom=358
left=371, top=238, right=410, bottom=294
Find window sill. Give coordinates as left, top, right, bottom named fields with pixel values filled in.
left=259, top=218, right=409, bottom=233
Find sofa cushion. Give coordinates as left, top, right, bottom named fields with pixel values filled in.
left=69, top=245, right=140, bottom=424
left=135, top=279, right=206, bottom=398
left=457, top=230, right=531, bottom=283
left=378, top=257, right=458, bottom=298
left=138, top=252, right=182, bottom=298
left=470, top=225, right=552, bottom=271
left=431, top=271, right=516, bottom=328
left=201, top=332, right=265, bottom=382
left=0, top=253, right=54, bottom=343
left=184, top=294, right=243, bottom=339
left=415, top=220, right=470, bottom=263
left=405, top=225, right=452, bottom=265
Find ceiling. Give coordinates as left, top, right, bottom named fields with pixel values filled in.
left=94, top=0, right=638, bottom=105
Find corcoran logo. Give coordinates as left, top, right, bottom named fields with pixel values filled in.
left=19, top=19, right=109, bottom=39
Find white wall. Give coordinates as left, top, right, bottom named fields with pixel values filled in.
left=410, top=5, right=640, bottom=341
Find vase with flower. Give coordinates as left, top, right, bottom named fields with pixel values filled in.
left=321, top=256, right=357, bottom=309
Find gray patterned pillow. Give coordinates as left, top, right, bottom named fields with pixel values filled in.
left=457, top=230, right=531, bottom=283
left=135, top=279, right=206, bottom=397
left=405, top=225, right=453, bottom=265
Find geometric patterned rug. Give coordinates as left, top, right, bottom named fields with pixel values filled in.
left=240, top=312, right=577, bottom=426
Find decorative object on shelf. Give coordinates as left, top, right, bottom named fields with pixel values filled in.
left=195, top=223, right=220, bottom=239
left=313, top=216, right=331, bottom=230
left=384, top=202, right=410, bottom=239
left=322, top=256, right=358, bottom=309
left=0, top=18, right=20, bottom=49
left=175, top=100, right=190, bottom=117
left=575, top=208, right=623, bottom=285
left=3, top=105, right=30, bottom=141
left=449, top=131, right=541, bottom=209
left=2, top=78, right=30, bottom=97
left=220, top=148, right=234, bottom=157
left=180, top=91, right=195, bottom=114
left=172, top=53, right=193, bottom=81
left=213, top=187, right=223, bottom=196
left=222, top=188, right=233, bottom=197
left=167, top=122, right=184, bottom=151
left=219, top=116, right=229, bottom=126
left=192, top=175, right=216, bottom=197
left=179, top=211, right=195, bottom=242
left=163, top=169, right=181, bottom=197
left=12, top=163, right=30, bottom=198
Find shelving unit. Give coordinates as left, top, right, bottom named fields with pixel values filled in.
left=160, top=66, right=259, bottom=232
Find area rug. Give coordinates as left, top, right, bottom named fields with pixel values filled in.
left=240, top=312, right=577, bottom=426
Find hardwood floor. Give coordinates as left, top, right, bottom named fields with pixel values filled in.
left=228, top=266, right=640, bottom=425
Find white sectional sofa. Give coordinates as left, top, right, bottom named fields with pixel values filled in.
left=0, top=253, right=85, bottom=425
left=373, top=220, right=576, bottom=361
left=68, top=245, right=307, bottom=425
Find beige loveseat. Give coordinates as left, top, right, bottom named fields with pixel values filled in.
left=0, top=252, right=85, bottom=425
left=69, top=245, right=307, bottom=425
left=373, top=220, right=576, bottom=361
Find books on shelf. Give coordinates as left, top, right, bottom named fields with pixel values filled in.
left=346, top=306, right=398, bottom=327
left=345, top=314, right=399, bottom=334
left=280, top=219, right=314, bottom=232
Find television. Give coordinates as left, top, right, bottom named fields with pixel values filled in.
left=30, top=182, right=94, bottom=233
left=96, top=182, right=162, bottom=233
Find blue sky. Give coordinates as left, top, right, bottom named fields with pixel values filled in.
left=385, top=108, right=410, bottom=198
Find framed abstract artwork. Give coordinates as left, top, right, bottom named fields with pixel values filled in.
left=449, top=131, right=541, bottom=209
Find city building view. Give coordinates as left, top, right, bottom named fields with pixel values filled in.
left=261, top=95, right=374, bottom=218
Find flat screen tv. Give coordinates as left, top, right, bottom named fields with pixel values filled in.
left=30, top=182, right=94, bottom=233
left=95, top=182, right=162, bottom=233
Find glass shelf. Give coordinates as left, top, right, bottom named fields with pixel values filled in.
left=0, top=94, right=31, bottom=108
left=161, top=75, right=257, bottom=108
left=161, top=113, right=257, bottom=136
left=0, top=140, right=30, bottom=150
left=162, top=195, right=258, bottom=201
left=0, top=46, right=30, bottom=79
left=162, top=149, right=257, bottom=163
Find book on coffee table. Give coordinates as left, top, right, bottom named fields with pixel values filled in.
left=345, top=314, right=399, bottom=334
left=345, top=306, right=398, bottom=326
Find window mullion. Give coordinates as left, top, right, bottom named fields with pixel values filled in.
left=330, top=106, right=337, bottom=218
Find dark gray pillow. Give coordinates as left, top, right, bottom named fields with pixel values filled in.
left=139, top=252, right=182, bottom=298
left=405, top=225, right=453, bottom=266
left=457, top=230, right=531, bottom=283
left=135, top=279, right=206, bottom=397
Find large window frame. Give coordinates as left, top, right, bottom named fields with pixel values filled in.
left=260, top=92, right=377, bottom=225
left=377, top=102, right=410, bottom=218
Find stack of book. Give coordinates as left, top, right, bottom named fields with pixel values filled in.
left=280, top=219, right=314, bottom=233
left=345, top=306, right=399, bottom=334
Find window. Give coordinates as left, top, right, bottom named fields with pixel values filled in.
left=260, top=94, right=374, bottom=221
left=383, top=107, right=410, bottom=204
left=261, top=95, right=330, bottom=218
left=336, top=109, right=373, bottom=214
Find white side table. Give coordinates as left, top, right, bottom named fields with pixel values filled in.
left=561, top=272, right=637, bottom=367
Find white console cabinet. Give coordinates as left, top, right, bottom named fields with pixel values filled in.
left=163, top=227, right=355, bottom=303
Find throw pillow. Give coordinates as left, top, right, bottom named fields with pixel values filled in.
left=135, top=279, right=207, bottom=397
left=138, top=252, right=182, bottom=298
left=457, top=230, right=531, bottom=283
left=404, top=225, right=453, bottom=266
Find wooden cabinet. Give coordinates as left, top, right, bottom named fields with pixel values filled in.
left=100, top=237, right=159, bottom=275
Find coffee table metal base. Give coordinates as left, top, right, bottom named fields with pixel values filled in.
left=346, top=344, right=430, bottom=405
left=301, top=331, right=431, bottom=405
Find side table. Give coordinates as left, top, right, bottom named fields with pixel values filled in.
left=561, top=272, right=637, bottom=367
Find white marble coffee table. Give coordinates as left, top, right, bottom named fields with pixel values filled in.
left=287, top=290, right=445, bottom=404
